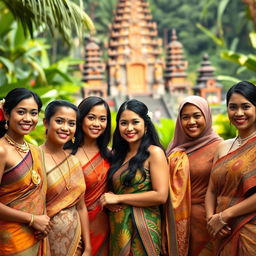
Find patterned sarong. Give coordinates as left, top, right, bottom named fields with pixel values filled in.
left=82, top=152, right=110, bottom=256
left=109, top=162, right=161, bottom=256
left=46, top=154, right=85, bottom=256
left=211, top=137, right=256, bottom=255
left=0, top=144, right=48, bottom=256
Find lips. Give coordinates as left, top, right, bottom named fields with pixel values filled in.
left=234, top=118, right=247, bottom=125
left=126, top=133, right=136, bottom=138
left=58, top=132, right=69, bottom=139
left=90, top=129, right=101, bottom=134
left=187, top=126, right=198, bottom=132
left=20, top=124, right=32, bottom=131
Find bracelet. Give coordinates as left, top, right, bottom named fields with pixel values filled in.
left=29, top=214, right=34, bottom=227
left=219, top=212, right=227, bottom=225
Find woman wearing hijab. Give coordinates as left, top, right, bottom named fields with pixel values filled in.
left=163, top=96, right=222, bottom=256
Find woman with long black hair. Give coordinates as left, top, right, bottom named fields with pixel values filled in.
left=100, top=99, right=169, bottom=256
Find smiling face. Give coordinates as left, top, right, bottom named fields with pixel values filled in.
left=44, top=106, right=77, bottom=146
left=180, top=103, right=206, bottom=138
left=6, top=97, right=39, bottom=137
left=82, top=104, right=107, bottom=140
left=119, top=109, right=146, bottom=145
left=227, top=93, right=256, bottom=134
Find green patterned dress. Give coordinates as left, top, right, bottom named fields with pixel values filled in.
left=109, top=162, right=161, bottom=256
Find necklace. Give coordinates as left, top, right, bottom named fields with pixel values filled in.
left=237, top=130, right=256, bottom=146
left=82, top=146, right=104, bottom=181
left=48, top=150, right=71, bottom=190
left=9, top=142, right=41, bottom=185
left=4, top=134, right=29, bottom=153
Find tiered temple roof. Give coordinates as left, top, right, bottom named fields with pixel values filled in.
left=82, top=38, right=107, bottom=97
left=164, top=29, right=191, bottom=95
left=107, top=0, right=164, bottom=96
left=194, top=53, right=222, bottom=104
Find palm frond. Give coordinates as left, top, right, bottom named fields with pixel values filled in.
left=1, top=0, right=95, bottom=43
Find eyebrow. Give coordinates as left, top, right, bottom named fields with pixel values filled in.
left=16, top=107, right=38, bottom=111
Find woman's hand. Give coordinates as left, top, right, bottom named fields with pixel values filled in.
left=32, top=215, right=52, bottom=234
left=207, top=213, right=229, bottom=237
left=105, top=204, right=123, bottom=212
left=82, top=246, right=92, bottom=256
left=100, top=192, right=119, bottom=206
left=215, top=226, right=232, bottom=239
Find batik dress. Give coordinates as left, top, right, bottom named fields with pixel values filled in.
left=46, top=154, right=86, bottom=256
left=82, top=152, right=110, bottom=256
left=0, top=145, right=48, bottom=256
left=109, top=162, right=161, bottom=256
left=211, top=137, right=256, bottom=256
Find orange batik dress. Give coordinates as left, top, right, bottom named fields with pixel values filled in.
left=46, top=154, right=86, bottom=256
left=0, top=145, right=48, bottom=256
left=82, top=152, right=110, bottom=256
left=211, top=137, right=256, bottom=256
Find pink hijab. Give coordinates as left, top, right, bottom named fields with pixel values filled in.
left=166, top=96, right=221, bottom=155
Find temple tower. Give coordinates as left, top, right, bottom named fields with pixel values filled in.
left=108, top=0, right=164, bottom=97
left=82, top=38, right=107, bottom=98
left=193, top=53, right=222, bottom=104
left=164, top=29, right=191, bottom=95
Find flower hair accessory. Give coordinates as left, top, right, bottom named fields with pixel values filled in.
left=0, top=98, right=6, bottom=121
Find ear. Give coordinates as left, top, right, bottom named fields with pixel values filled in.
left=43, top=118, right=48, bottom=128
left=3, top=111, right=9, bottom=121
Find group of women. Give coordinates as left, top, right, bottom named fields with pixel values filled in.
left=0, top=80, right=256, bottom=256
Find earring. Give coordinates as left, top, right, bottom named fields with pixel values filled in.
left=72, top=137, right=75, bottom=143
left=4, top=120, right=8, bottom=130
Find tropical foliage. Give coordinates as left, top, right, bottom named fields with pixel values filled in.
left=197, top=0, right=256, bottom=84
left=0, top=0, right=95, bottom=43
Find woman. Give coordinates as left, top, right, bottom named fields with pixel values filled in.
left=206, top=81, right=256, bottom=255
left=0, top=88, right=51, bottom=256
left=100, top=99, right=169, bottom=256
left=165, top=96, right=222, bottom=256
left=41, top=100, right=91, bottom=256
left=65, top=96, right=111, bottom=256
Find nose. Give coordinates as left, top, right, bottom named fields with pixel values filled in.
left=23, top=113, right=31, bottom=122
left=93, top=118, right=100, bottom=126
left=188, top=117, right=196, bottom=124
left=127, top=123, right=133, bottom=131
left=235, top=108, right=244, bottom=116
left=61, top=122, right=68, bottom=131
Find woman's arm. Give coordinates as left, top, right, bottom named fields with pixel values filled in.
left=100, top=146, right=169, bottom=207
left=76, top=194, right=92, bottom=256
left=205, top=177, right=217, bottom=221
left=208, top=192, right=256, bottom=237
left=0, top=145, right=51, bottom=233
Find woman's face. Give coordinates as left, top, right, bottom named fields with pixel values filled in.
left=7, top=97, right=39, bottom=136
left=45, top=106, right=77, bottom=146
left=180, top=103, right=206, bottom=138
left=227, top=93, right=256, bottom=132
left=119, top=109, right=146, bottom=144
left=82, top=104, right=107, bottom=140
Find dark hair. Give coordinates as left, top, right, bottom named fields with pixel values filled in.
left=0, top=88, right=42, bottom=137
left=108, top=99, right=164, bottom=189
left=44, top=100, right=79, bottom=124
left=64, top=96, right=111, bottom=160
left=226, top=81, right=256, bottom=106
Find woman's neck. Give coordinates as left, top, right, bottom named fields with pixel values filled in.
left=82, top=138, right=99, bottom=151
left=238, top=126, right=256, bottom=139
left=42, top=140, right=64, bottom=153
left=5, top=131, right=24, bottom=144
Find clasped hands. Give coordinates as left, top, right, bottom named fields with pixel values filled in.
left=100, top=192, right=123, bottom=213
left=33, top=214, right=53, bottom=240
left=207, top=212, right=231, bottom=238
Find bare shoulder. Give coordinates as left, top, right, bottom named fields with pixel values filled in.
left=148, top=145, right=165, bottom=157
left=216, top=138, right=236, bottom=159
left=0, top=138, right=8, bottom=158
